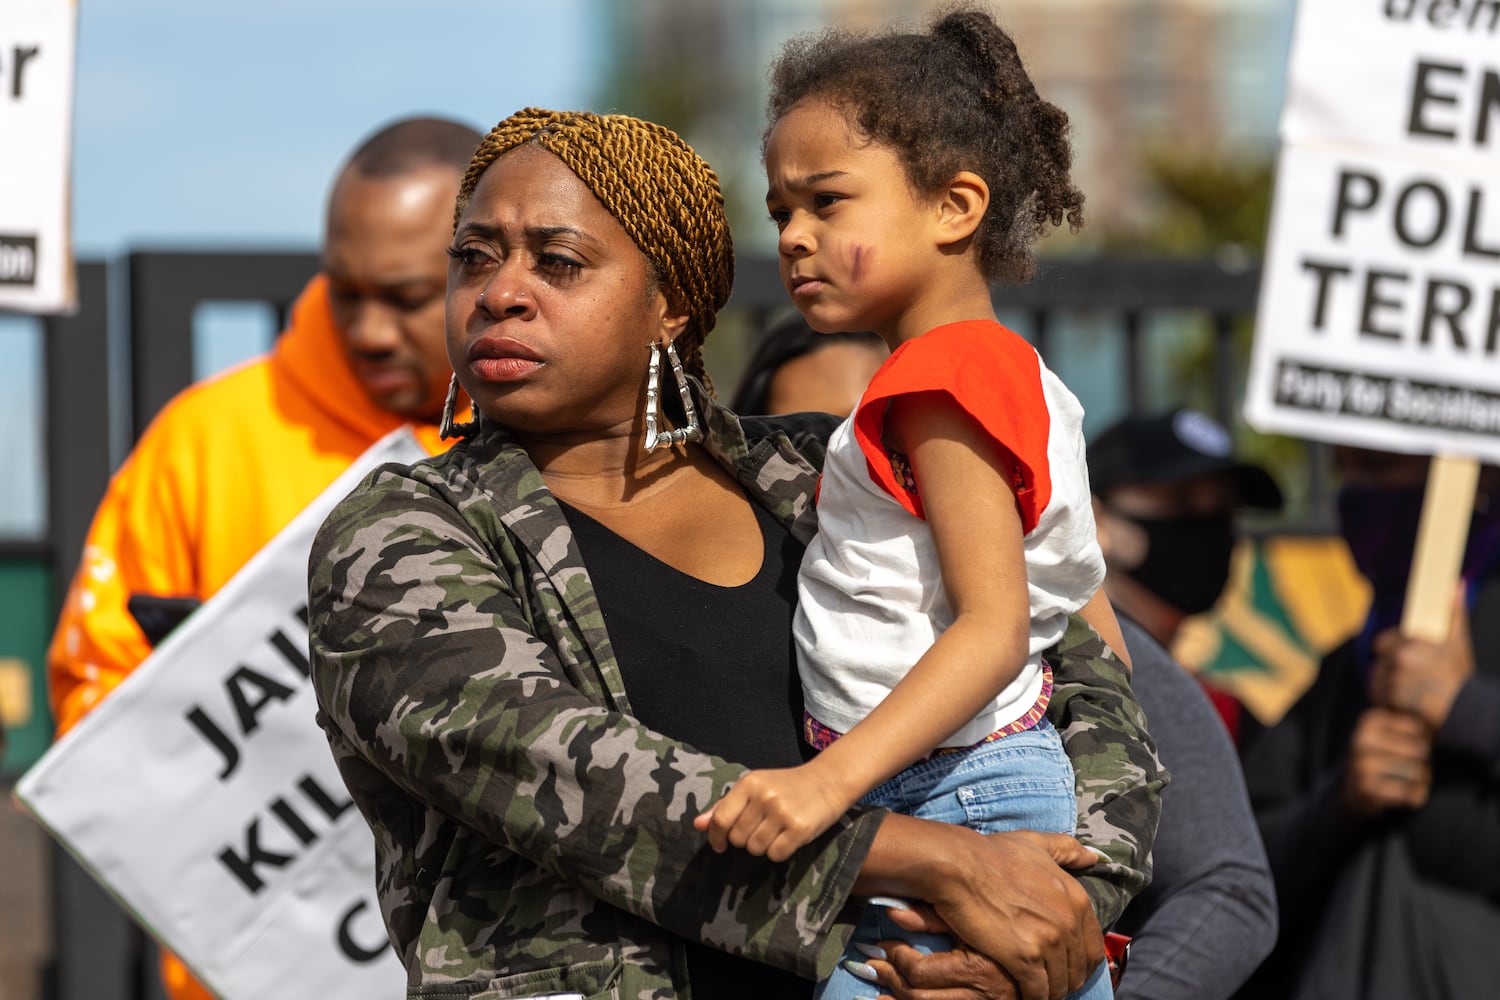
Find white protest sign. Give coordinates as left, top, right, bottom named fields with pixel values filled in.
left=0, top=0, right=77, bottom=314
left=1282, top=0, right=1499, bottom=169
left=1244, top=0, right=1500, bottom=461
left=16, top=429, right=426, bottom=999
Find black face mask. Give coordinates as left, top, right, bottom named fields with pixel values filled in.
left=1120, top=511, right=1236, bottom=615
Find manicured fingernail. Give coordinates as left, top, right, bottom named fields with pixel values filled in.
left=842, top=959, right=879, bottom=982
left=867, top=895, right=913, bottom=910
left=1089, top=846, right=1111, bottom=861
left=853, top=942, right=887, bottom=960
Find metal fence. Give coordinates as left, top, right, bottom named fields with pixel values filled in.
left=6, top=250, right=1279, bottom=1000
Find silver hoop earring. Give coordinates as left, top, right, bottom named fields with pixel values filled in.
left=643, top=340, right=703, bottom=452
left=439, top=373, right=479, bottom=440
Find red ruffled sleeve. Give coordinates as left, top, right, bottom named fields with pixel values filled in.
left=851, top=320, right=1053, bottom=534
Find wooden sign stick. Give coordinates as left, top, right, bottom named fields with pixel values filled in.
left=1400, top=454, right=1480, bottom=644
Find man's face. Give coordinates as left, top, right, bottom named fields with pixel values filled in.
left=322, top=165, right=459, bottom=421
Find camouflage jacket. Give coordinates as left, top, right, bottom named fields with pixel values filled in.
left=308, top=389, right=1165, bottom=1000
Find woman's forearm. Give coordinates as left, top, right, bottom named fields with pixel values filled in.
left=855, top=812, right=969, bottom=900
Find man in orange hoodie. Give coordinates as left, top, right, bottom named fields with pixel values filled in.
left=46, top=115, right=482, bottom=1000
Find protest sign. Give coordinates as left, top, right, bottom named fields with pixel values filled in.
left=0, top=0, right=77, bottom=314
left=16, top=429, right=425, bottom=999
left=1245, top=0, right=1500, bottom=462
left=1246, top=0, right=1499, bottom=638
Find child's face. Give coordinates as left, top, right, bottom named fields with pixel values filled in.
left=764, top=99, right=941, bottom=343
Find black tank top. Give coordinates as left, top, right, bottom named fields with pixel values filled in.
left=558, top=496, right=815, bottom=999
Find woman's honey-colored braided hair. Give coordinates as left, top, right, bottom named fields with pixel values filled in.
left=765, top=4, right=1084, bottom=285
left=455, top=108, right=734, bottom=393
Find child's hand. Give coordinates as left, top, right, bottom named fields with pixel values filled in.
left=693, top=764, right=852, bottom=862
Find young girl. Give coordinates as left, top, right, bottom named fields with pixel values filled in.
left=696, top=8, right=1135, bottom=999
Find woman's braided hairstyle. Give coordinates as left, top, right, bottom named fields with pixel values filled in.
left=765, top=5, right=1083, bottom=285
left=455, top=108, right=734, bottom=392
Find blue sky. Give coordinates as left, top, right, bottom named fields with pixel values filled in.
left=71, top=0, right=602, bottom=253
left=1, top=0, right=605, bottom=535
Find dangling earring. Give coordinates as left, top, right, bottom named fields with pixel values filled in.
left=439, top=374, right=479, bottom=440
left=643, top=340, right=703, bottom=452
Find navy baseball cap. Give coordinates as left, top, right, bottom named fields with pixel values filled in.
left=1087, top=408, right=1283, bottom=510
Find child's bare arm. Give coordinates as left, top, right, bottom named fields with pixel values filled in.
left=697, top=391, right=1034, bottom=858
left=1078, top=588, right=1132, bottom=669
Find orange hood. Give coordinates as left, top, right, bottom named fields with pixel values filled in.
left=271, top=275, right=448, bottom=454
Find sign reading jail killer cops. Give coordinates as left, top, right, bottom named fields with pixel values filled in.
left=0, top=0, right=77, bottom=314
left=1244, top=0, right=1500, bottom=460
left=15, top=430, right=425, bottom=999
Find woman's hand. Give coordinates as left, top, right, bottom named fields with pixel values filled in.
left=856, top=819, right=1104, bottom=1000
left=862, top=940, right=1020, bottom=1000
left=927, top=829, right=1102, bottom=1000
left=842, top=903, right=1021, bottom=999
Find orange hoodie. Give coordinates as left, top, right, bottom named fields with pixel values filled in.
left=45, top=274, right=447, bottom=999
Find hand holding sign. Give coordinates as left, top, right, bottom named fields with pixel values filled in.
left=1340, top=707, right=1434, bottom=819
left=1371, top=584, right=1475, bottom=731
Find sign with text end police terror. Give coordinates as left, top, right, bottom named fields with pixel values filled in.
left=0, top=0, right=77, bottom=314
left=1245, top=0, right=1500, bottom=460
left=15, top=429, right=425, bottom=1000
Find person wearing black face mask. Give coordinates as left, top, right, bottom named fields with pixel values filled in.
left=1231, top=446, right=1500, bottom=1000
left=1087, top=408, right=1284, bottom=655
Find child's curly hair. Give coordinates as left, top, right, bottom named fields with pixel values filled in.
left=765, top=4, right=1084, bottom=285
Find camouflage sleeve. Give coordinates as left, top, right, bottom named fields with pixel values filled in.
left=1046, top=614, right=1169, bottom=929
left=741, top=411, right=843, bottom=471
left=308, top=466, right=882, bottom=979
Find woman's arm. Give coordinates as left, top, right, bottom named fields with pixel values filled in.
left=1046, top=616, right=1168, bottom=928
left=1078, top=589, right=1132, bottom=670
left=309, top=465, right=883, bottom=980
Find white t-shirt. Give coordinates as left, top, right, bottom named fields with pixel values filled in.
left=794, top=320, right=1104, bottom=747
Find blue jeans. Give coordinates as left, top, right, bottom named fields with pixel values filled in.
left=814, top=718, right=1113, bottom=1000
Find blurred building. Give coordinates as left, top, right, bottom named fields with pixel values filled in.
left=599, top=0, right=1295, bottom=246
